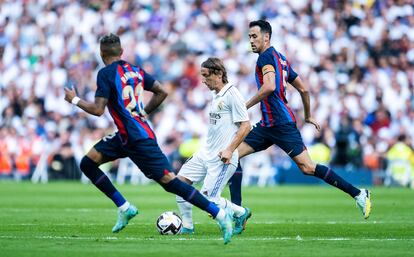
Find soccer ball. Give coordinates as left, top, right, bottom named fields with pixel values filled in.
left=156, top=211, right=182, bottom=235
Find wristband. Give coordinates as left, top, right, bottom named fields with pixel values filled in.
left=71, top=96, right=80, bottom=105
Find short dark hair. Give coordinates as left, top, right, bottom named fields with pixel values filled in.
left=99, top=33, right=122, bottom=57
left=201, top=57, right=228, bottom=84
left=249, top=20, right=272, bottom=39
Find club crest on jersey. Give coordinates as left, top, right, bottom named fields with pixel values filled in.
left=217, top=100, right=224, bottom=110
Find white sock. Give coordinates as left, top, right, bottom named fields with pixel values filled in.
left=176, top=195, right=194, bottom=229
left=215, top=208, right=226, bottom=221
left=118, top=201, right=130, bottom=212
left=217, top=197, right=245, bottom=217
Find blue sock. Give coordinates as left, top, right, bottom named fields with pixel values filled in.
left=314, top=164, right=361, bottom=198
left=80, top=156, right=126, bottom=207
left=162, top=178, right=220, bottom=218
left=229, top=163, right=243, bottom=205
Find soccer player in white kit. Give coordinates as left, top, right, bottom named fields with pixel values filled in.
left=176, top=57, right=252, bottom=235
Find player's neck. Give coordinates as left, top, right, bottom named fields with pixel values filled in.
left=214, top=83, right=225, bottom=94
left=259, top=45, right=271, bottom=54
left=103, top=57, right=121, bottom=66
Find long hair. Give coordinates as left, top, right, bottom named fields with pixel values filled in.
left=201, top=57, right=228, bottom=84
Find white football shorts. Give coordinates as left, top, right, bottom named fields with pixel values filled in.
left=178, top=153, right=237, bottom=200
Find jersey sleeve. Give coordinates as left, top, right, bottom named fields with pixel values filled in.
left=257, top=52, right=276, bottom=75
left=287, top=63, right=298, bottom=83
left=95, top=69, right=111, bottom=99
left=229, top=87, right=249, bottom=123
left=142, top=70, right=155, bottom=90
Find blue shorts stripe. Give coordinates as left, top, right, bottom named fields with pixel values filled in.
left=210, top=164, right=229, bottom=197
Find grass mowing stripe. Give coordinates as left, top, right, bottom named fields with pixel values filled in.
left=1, top=182, right=413, bottom=257
left=1, top=235, right=414, bottom=241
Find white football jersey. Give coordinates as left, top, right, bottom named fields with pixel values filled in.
left=197, top=84, right=249, bottom=165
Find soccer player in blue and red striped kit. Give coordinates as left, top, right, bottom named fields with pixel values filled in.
left=64, top=33, right=233, bottom=244
left=228, top=20, right=372, bottom=233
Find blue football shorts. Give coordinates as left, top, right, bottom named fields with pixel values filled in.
left=94, top=132, right=172, bottom=181
left=244, top=122, right=306, bottom=158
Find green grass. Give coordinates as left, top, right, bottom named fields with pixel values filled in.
left=0, top=182, right=413, bottom=257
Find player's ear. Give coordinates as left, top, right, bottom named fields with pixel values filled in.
left=120, top=47, right=124, bottom=57
left=264, top=33, right=270, bottom=44
left=218, top=70, right=224, bottom=80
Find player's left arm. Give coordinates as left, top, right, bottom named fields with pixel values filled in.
left=220, top=89, right=251, bottom=164
left=144, top=80, right=168, bottom=115
left=290, top=76, right=321, bottom=131
left=219, top=120, right=251, bottom=164
left=64, top=87, right=107, bottom=116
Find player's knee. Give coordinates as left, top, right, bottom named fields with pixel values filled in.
left=158, top=172, right=176, bottom=185
left=298, top=163, right=315, bottom=175
left=157, top=176, right=181, bottom=194
left=176, top=175, right=193, bottom=185
left=79, top=156, right=97, bottom=177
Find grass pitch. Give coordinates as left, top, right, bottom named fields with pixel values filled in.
left=0, top=181, right=413, bottom=257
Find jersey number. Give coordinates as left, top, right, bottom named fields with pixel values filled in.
left=280, top=68, right=288, bottom=103
left=122, top=83, right=144, bottom=117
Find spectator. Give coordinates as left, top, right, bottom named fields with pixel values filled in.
left=385, top=134, right=414, bottom=188
left=333, top=114, right=363, bottom=167
left=0, top=0, right=412, bottom=183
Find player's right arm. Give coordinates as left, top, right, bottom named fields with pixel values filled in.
left=246, top=70, right=276, bottom=109
left=246, top=53, right=276, bottom=110
left=64, top=87, right=108, bottom=116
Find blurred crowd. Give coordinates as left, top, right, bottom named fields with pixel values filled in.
left=0, top=0, right=413, bottom=186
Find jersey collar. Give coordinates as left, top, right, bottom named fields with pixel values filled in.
left=216, top=84, right=232, bottom=97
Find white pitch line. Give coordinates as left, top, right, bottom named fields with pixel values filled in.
left=0, top=220, right=408, bottom=227
left=3, top=208, right=114, bottom=213
left=0, top=235, right=413, bottom=242
left=249, top=221, right=390, bottom=224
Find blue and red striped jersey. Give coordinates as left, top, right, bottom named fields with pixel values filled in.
left=96, top=60, right=156, bottom=144
left=255, top=46, right=298, bottom=127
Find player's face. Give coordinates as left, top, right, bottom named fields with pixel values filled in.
left=200, top=67, right=220, bottom=92
left=249, top=26, right=266, bottom=53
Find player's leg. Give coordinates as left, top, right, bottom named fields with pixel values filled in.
left=229, top=163, right=243, bottom=205
left=159, top=173, right=233, bottom=243
left=275, top=123, right=371, bottom=219
left=80, top=134, right=137, bottom=232
left=175, top=155, right=207, bottom=234
left=127, top=139, right=233, bottom=243
left=202, top=161, right=251, bottom=235
left=229, top=126, right=271, bottom=207
left=292, top=151, right=371, bottom=218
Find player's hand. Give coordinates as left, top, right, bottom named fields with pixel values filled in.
left=64, top=87, right=76, bottom=103
left=219, top=149, right=232, bottom=164
left=139, top=114, right=147, bottom=121
left=305, top=117, right=321, bottom=131
left=138, top=109, right=148, bottom=121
